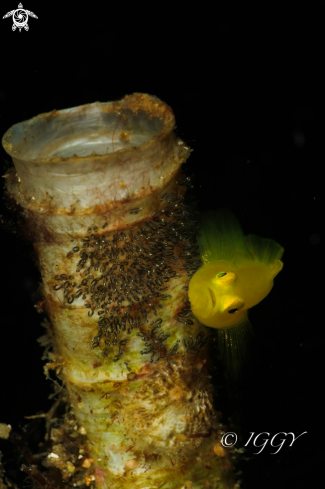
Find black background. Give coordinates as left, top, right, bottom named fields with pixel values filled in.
left=0, top=5, right=323, bottom=489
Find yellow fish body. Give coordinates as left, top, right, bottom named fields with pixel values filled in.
left=189, top=209, right=284, bottom=373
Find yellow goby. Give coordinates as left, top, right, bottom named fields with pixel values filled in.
left=189, top=208, right=284, bottom=371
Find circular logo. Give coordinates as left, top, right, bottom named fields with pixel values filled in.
left=13, top=9, right=28, bottom=29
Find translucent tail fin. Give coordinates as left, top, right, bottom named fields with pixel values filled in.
left=217, top=316, right=255, bottom=378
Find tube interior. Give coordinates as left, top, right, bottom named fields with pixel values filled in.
left=3, top=102, right=165, bottom=161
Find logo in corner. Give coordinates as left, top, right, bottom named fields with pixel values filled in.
left=3, top=3, right=38, bottom=32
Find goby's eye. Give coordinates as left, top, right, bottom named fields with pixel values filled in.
left=214, top=271, right=237, bottom=285
left=228, top=308, right=238, bottom=314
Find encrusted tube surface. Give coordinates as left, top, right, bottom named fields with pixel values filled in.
left=2, top=94, right=236, bottom=488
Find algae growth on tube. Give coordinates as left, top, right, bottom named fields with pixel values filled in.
left=2, top=94, right=237, bottom=489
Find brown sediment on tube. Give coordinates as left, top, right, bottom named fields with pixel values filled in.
left=2, top=94, right=237, bottom=489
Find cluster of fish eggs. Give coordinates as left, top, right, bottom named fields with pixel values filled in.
left=53, top=185, right=205, bottom=362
